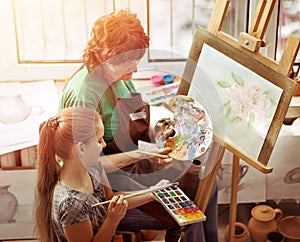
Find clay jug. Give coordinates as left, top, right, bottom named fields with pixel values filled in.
left=0, top=185, right=18, bottom=223
left=224, top=222, right=249, bottom=242
left=248, top=205, right=283, bottom=242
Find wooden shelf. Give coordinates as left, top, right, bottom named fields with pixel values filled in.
left=0, top=146, right=37, bottom=170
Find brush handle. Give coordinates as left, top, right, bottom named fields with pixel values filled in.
left=92, top=182, right=179, bottom=207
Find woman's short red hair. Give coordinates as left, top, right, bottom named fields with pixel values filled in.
left=83, top=10, right=150, bottom=72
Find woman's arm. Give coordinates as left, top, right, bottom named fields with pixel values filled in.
left=99, top=148, right=173, bottom=173
left=98, top=150, right=144, bottom=173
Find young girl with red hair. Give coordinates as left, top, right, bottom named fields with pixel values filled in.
left=35, top=106, right=171, bottom=242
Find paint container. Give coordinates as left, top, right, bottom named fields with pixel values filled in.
left=163, top=74, right=174, bottom=84
left=174, top=76, right=181, bottom=83
left=150, top=75, right=163, bottom=86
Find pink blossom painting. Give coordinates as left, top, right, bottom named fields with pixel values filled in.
left=188, top=44, right=283, bottom=161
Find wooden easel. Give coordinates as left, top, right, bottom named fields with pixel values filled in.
left=177, top=0, right=300, bottom=241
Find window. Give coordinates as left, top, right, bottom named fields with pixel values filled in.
left=0, top=0, right=297, bottom=81
left=148, top=0, right=248, bottom=61
left=0, top=0, right=146, bottom=80
left=277, top=0, right=300, bottom=61
left=12, top=0, right=146, bottom=63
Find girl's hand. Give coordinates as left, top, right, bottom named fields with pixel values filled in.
left=106, top=195, right=128, bottom=225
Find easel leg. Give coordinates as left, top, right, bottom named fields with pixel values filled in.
left=194, top=142, right=224, bottom=212
left=228, top=154, right=240, bottom=242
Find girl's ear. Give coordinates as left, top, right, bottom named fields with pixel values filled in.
left=75, top=141, right=85, bottom=156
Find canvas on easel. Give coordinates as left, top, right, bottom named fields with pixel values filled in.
left=179, top=26, right=296, bottom=170
left=188, top=27, right=294, bottom=168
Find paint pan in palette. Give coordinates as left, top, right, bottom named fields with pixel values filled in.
left=153, top=184, right=206, bottom=226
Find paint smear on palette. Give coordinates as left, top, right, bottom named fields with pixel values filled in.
left=153, top=184, right=206, bottom=226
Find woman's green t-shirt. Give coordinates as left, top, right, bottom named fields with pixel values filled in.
left=58, top=67, right=136, bottom=143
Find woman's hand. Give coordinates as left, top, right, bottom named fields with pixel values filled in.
left=139, top=143, right=173, bottom=164
left=156, top=147, right=173, bottom=164
left=106, top=195, right=128, bottom=225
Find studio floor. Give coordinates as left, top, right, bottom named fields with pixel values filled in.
left=146, top=201, right=300, bottom=242
left=4, top=201, right=299, bottom=242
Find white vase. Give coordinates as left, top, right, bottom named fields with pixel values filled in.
left=0, top=185, right=18, bottom=223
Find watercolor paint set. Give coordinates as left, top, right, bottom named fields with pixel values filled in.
left=153, top=183, right=206, bottom=226
left=92, top=182, right=206, bottom=226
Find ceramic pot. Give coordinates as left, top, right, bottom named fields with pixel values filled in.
left=248, top=205, right=283, bottom=242
left=0, top=185, right=18, bottom=223
left=224, top=222, right=249, bottom=242
left=278, top=216, right=300, bottom=242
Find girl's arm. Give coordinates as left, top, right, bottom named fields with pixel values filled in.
left=63, top=196, right=127, bottom=242
left=101, top=169, right=162, bottom=210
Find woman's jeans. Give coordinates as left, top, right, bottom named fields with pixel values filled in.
left=117, top=208, right=205, bottom=242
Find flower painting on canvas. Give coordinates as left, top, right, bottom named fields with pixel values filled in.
left=188, top=44, right=283, bottom=160
left=219, top=72, right=276, bottom=130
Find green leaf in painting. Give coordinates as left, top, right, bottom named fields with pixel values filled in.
left=217, top=81, right=231, bottom=88
left=224, top=100, right=231, bottom=109
left=231, top=116, right=242, bottom=123
left=226, top=108, right=231, bottom=120
left=248, top=112, right=255, bottom=127
left=231, top=72, right=245, bottom=86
